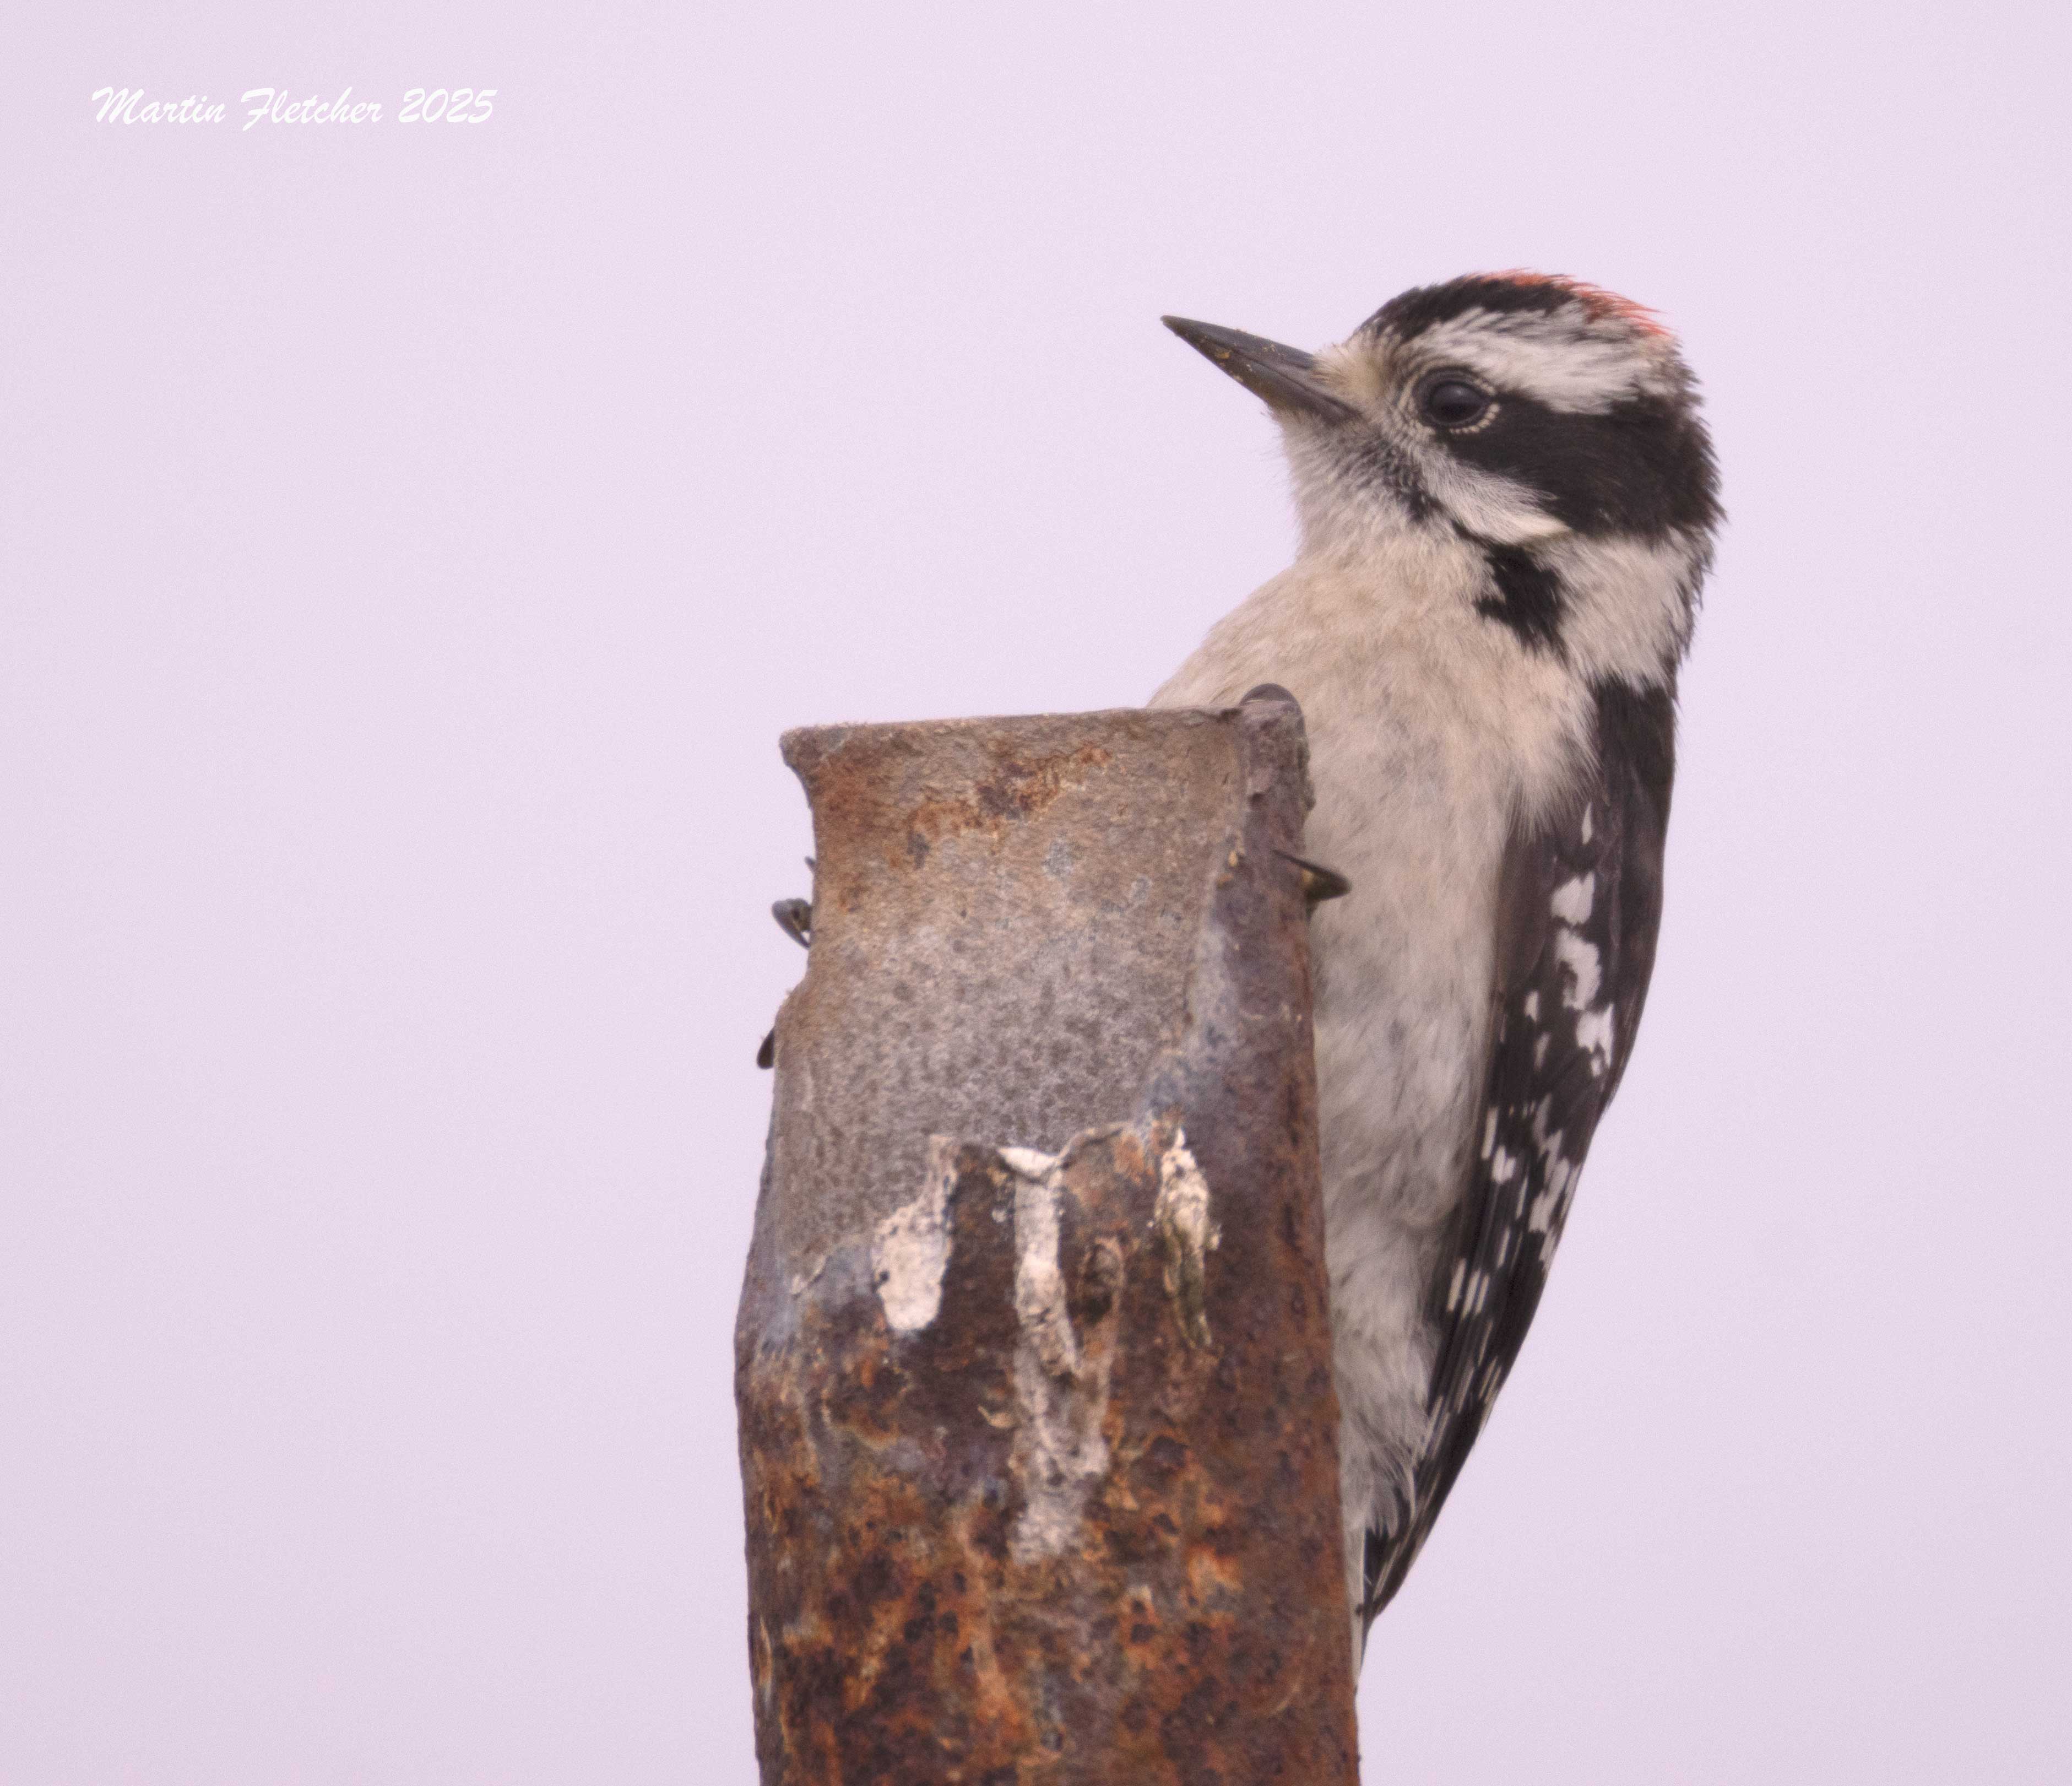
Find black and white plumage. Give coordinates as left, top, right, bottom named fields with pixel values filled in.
left=1151, top=274, right=1720, bottom=1658
left=1372, top=673, right=1674, bottom=1619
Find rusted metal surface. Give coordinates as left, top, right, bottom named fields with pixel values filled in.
left=736, top=702, right=1358, bottom=1784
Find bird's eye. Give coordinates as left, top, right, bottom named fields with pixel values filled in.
left=1418, top=375, right=1493, bottom=430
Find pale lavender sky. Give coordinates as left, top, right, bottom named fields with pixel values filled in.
left=4, top=4, right=2068, bottom=1782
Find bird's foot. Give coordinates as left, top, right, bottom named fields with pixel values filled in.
left=1274, top=849, right=1352, bottom=909
left=772, top=898, right=812, bottom=948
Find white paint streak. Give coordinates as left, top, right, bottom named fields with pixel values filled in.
left=1007, top=1149, right=1077, bottom=1377
left=999, top=1145, right=1057, bottom=1181
left=999, top=1145, right=1114, bottom=1564
left=1154, top=1129, right=1222, bottom=1349
left=871, top=1145, right=956, bottom=1334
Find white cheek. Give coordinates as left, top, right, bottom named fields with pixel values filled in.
left=1288, top=348, right=1570, bottom=552
left=1419, top=453, right=1567, bottom=545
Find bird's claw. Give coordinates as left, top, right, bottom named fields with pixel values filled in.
left=772, top=897, right=812, bottom=948
left=761, top=862, right=817, bottom=1063
left=1276, top=849, right=1352, bottom=908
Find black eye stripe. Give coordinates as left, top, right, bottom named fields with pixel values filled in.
left=1439, top=389, right=1722, bottom=538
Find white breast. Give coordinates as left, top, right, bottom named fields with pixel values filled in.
left=1152, top=532, right=1592, bottom=1615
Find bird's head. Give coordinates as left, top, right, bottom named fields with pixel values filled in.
left=1165, top=274, right=1721, bottom=675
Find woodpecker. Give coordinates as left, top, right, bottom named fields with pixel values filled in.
left=1151, top=274, right=1721, bottom=1658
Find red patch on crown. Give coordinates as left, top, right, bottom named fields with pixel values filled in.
left=1478, top=270, right=1674, bottom=339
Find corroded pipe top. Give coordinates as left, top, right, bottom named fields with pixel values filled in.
left=763, top=704, right=1310, bottom=1275
left=737, top=701, right=1356, bottom=1785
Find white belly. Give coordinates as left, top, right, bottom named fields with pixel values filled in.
left=1152, top=539, right=1589, bottom=1629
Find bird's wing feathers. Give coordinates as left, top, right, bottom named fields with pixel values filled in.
left=1361, top=679, right=1677, bottom=1627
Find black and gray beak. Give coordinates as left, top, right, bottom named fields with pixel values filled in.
left=1162, top=317, right=1359, bottom=423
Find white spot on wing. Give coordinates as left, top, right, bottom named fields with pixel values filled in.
left=1554, top=929, right=1602, bottom=1008
left=1576, top=1006, right=1617, bottom=1073
left=1550, top=874, right=1594, bottom=924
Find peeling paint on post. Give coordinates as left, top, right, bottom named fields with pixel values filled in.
left=735, top=702, right=1358, bottom=1784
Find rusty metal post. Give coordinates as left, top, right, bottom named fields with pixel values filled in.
left=735, top=701, right=1358, bottom=1784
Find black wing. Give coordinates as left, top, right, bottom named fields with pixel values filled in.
left=1361, top=678, right=1677, bottom=1628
